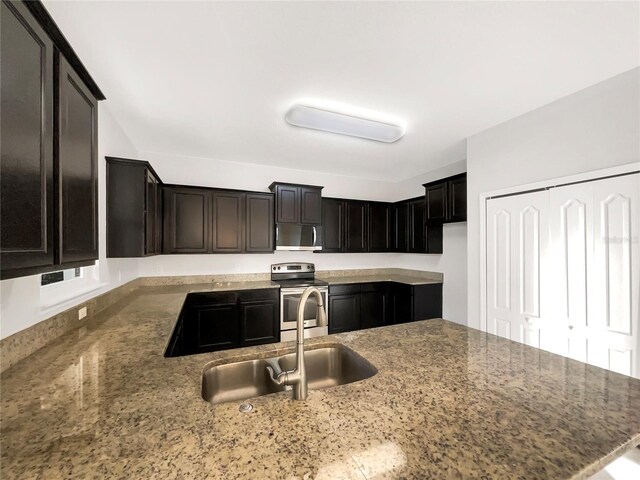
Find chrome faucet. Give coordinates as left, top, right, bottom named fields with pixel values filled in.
left=267, top=286, right=327, bottom=400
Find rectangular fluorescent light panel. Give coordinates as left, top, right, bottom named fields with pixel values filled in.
left=286, top=100, right=405, bottom=143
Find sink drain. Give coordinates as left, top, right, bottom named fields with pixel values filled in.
left=239, top=403, right=253, bottom=413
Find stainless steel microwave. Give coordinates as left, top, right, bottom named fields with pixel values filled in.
left=275, top=224, right=322, bottom=251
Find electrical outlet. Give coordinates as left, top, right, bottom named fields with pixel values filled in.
left=78, top=306, right=87, bottom=320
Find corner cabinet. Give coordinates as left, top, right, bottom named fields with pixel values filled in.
left=106, top=157, right=162, bottom=257
left=424, top=173, right=467, bottom=223
left=270, top=182, right=323, bottom=225
left=1, top=0, right=104, bottom=280
left=166, top=288, right=279, bottom=357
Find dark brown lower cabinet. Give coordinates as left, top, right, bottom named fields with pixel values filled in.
left=240, top=299, right=279, bottom=346
left=194, top=303, right=240, bottom=351
left=328, top=282, right=442, bottom=334
left=165, top=288, right=279, bottom=357
left=328, top=291, right=361, bottom=334
left=360, top=284, right=387, bottom=329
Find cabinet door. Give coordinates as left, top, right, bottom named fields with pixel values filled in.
left=361, top=286, right=387, bottom=329
left=425, top=182, right=447, bottom=222
left=447, top=175, right=467, bottom=222
left=408, top=199, right=426, bottom=253
left=106, top=160, right=145, bottom=257
left=368, top=202, right=392, bottom=252
left=322, top=199, right=344, bottom=253
left=245, top=193, right=274, bottom=253
left=211, top=191, right=244, bottom=253
left=426, top=224, right=443, bottom=254
left=240, top=300, right=279, bottom=346
left=145, top=170, right=159, bottom=255
left=300, top=186, right=322, bottom=224
left=412, top=284, right=443, bottom=321
left=275, top=184, right=300, bottom=223
left=194, top=303, right=240, bottom=352
left=388, top=283, right=413, bottom=325
left=1, top=1, right=55, bottom=276
left=393, top=202, right=409, bottom=252
left=329, top=294, right=361, bottom=334
left=163, top=187, right=210, bottom=253
left=58, top=55, right=99, bottom=265
left=345, top=201, right=368, bottom=252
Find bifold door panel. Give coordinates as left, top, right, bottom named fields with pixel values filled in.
left=486, top=172, right=639, bottom=378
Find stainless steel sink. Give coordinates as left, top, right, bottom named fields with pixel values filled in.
left=201, top=345, right=377, bottom=405
left=277, top=346, right=378, bottom=390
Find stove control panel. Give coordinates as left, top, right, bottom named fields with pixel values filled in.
left=271, top=263, right=315, bottom=273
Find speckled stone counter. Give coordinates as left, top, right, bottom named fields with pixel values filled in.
left=317, top=268, right=443, bottom=286
left=1, top=285, right=639, bottom=479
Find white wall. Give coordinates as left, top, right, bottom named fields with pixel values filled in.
left=0, top=105, right=141, bottom=339
left=466, top=67, right=640, bottom=330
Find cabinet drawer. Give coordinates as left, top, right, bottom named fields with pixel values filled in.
left=329, top=284, right=361, bottom=295
left=360, top=282, right=388, bottom=293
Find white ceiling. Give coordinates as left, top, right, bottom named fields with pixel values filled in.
left=44, top=1, right=639, bottom=182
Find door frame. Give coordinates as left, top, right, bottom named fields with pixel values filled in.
left=479, top=161, right=640, bottom=333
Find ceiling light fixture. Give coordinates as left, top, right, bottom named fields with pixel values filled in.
left=285, top=99, right=406, bottom=143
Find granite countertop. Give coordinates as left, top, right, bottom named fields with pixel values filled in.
left=2, top=285, right=639, bottom=479
left=317, top=274, right=442, bottom=286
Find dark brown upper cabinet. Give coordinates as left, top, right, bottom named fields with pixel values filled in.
left=269, top=182, right=323, bottom=225
left=106, top=157, right=162, bottom=258
left=447, top=174, right=467, bottom=222
left=1, top=1, right=103, bottom=280
left=423, top=173, right=467, bottom=223
left=300, top=186, right=322, bottom=224
left=321, top=198, right=345, bottom=253
left=345, top=201, right=368, bottom=252
left=163, top=187, right=210, bottom=254
left=367, top=202, right=392, bottom=252
left=405, top=197, right=443, bottom=254
left=160, top=185, right=274, bottom=255
left=211, top=191, right=244, bottom=253
left=1, top=0, right=55, bottom=277
left=57, top=55, right=98, bottom=265
left=245, top=193, right=274, bottom=253
left=425, top=183, right=447, bottom=222
left=408, top=198, right=426, bottom=253
left=393, top=202, right=409, bottom=252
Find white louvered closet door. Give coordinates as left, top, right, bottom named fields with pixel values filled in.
left=486, top=191, right=549, bottom=348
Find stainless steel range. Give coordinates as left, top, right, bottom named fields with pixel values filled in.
left=271, top=262, right=328, bottom=342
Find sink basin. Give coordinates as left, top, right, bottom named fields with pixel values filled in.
left=277, top=346, right=378, bottom=390
left=201, top=345, right=377, bottom=405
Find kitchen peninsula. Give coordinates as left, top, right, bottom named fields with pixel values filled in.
left=1, top=278, right=638, bottom=479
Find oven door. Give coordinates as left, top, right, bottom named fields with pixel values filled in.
left=280, top=287, right=328, bottom=331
